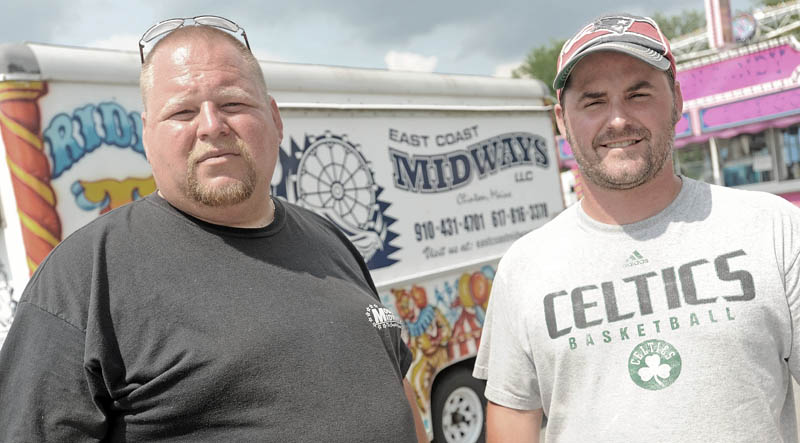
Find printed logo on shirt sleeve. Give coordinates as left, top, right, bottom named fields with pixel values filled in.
left=366, top=303, right=403, bottom=330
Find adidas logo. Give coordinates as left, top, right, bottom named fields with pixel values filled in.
left=624, top=250, right=649, bottom=268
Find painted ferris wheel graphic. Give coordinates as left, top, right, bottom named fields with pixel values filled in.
left=296, top=134, right=379, bottom=233
left=274, top=131, right=400, bottom=269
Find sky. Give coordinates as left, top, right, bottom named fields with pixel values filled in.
left=2, top=0, right=758, bottom=78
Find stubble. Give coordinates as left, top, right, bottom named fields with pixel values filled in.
left=567, top=104, right=679, bottom=190
left=185, top=138, right=257, bottom=207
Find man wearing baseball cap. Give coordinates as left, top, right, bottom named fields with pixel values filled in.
left=474, top=13, right=800, bottom=442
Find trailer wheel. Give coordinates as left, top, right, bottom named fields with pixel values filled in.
left=432, top=367, right=487, bottom=443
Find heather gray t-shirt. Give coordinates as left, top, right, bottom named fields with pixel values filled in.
left=474, top=177, right=800, bottom=442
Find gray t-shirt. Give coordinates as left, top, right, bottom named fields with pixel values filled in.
left=0, top=193, right=415, bottom=442
left=474, top=177, right=800, bottom=442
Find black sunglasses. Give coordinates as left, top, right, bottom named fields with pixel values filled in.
left=139, top=15, right=250, bottom=64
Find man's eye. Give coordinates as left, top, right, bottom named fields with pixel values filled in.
left=222, top=103, right=245, bottom=111
left=170, top=110, right=195, bottom=119
left=630, top=93, right=649, bottom=99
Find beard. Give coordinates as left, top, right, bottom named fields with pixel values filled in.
left=185, top=138, right=257, bottom=207
left=567, top=105, right=679, bottom=190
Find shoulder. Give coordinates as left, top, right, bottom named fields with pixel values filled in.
left=39, top=195, right=153, bottom=247
left=276, top=198, right=379, bottom=295
left=44, top=197, right=156, bottom=258
left=699, top=180, right=800, bottom=216
left=20, top=197, right=157, bottom=330
left=278, top=198, right=350, bottom=241
left=276, top=199, right=361, bottom=260
left=279, top=198, right=330, bottom=225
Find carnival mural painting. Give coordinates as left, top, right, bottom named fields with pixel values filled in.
left=71, top=177, right=156, bottom=214
left=391, top=284, right=452, bottom=413
left=387, top=265, right=494, bottom=413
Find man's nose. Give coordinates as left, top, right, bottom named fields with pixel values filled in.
left=197, top=103, right=229, bottom=139
left=607, top=100, right=632, bottom=131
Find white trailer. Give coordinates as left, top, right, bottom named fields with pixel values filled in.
left=0, top=42, right=564, bottom=442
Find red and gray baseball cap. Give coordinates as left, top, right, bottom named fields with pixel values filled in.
left=554, top=14, right=676, bottom=101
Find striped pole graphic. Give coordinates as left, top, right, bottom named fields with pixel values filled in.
left=0, top=80, right=61, bottom=274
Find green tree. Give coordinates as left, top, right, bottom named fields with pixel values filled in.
left=511, top=11, right=706, bottom=96
left=511, top=38, right=565, bottom=94
left=756, top=0, right=789, bottom=6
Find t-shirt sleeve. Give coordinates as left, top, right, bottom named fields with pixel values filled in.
left=782, top=208, right=800, bottom=379
left=0, top=301, right=108, bottom=441
left=311, top=210, right=412, bottom=379
left=397, top=334, right=413, bottom=377
left=473, top=262, right=542, bottom=411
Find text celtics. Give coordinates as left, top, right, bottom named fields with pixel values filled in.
left=543, top=250, right=754, bottom=349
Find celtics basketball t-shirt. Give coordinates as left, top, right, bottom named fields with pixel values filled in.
left=475, top=177, right=800, bottom=442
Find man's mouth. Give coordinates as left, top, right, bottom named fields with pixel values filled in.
left=602, top=139, right=642, bottom=149
left=197, top=151, right=238, bottom=163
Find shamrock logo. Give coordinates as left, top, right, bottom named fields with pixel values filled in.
left=628, top=339, right=681, bottom=390
left=638, top=355, right=671, bottom=387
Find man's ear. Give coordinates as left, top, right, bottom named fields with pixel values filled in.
left=674, top=80, right=684, bottom=120
left=268, top=96, right=284, bottom=141
left=141, top=111, right=150, bottom=163
left=554, top=103, right=567, bottom=138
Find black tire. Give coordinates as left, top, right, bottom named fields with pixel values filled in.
left=431, top=366, right=487, bottom=443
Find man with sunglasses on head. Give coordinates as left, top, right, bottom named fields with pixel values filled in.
left=474, top=13, right=800, bottom=443
left=0, top=17, right=426, bottom=442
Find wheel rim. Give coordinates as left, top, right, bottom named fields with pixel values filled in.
left=441, top=386, right=484, bottom=443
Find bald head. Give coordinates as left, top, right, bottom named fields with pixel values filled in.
left=139, top=26, right=267, bottom=109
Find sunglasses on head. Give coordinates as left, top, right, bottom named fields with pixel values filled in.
left=139, top=15, right=250, bottom=64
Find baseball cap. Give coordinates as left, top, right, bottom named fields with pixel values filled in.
left=554, top=14, right=676, bottom=101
